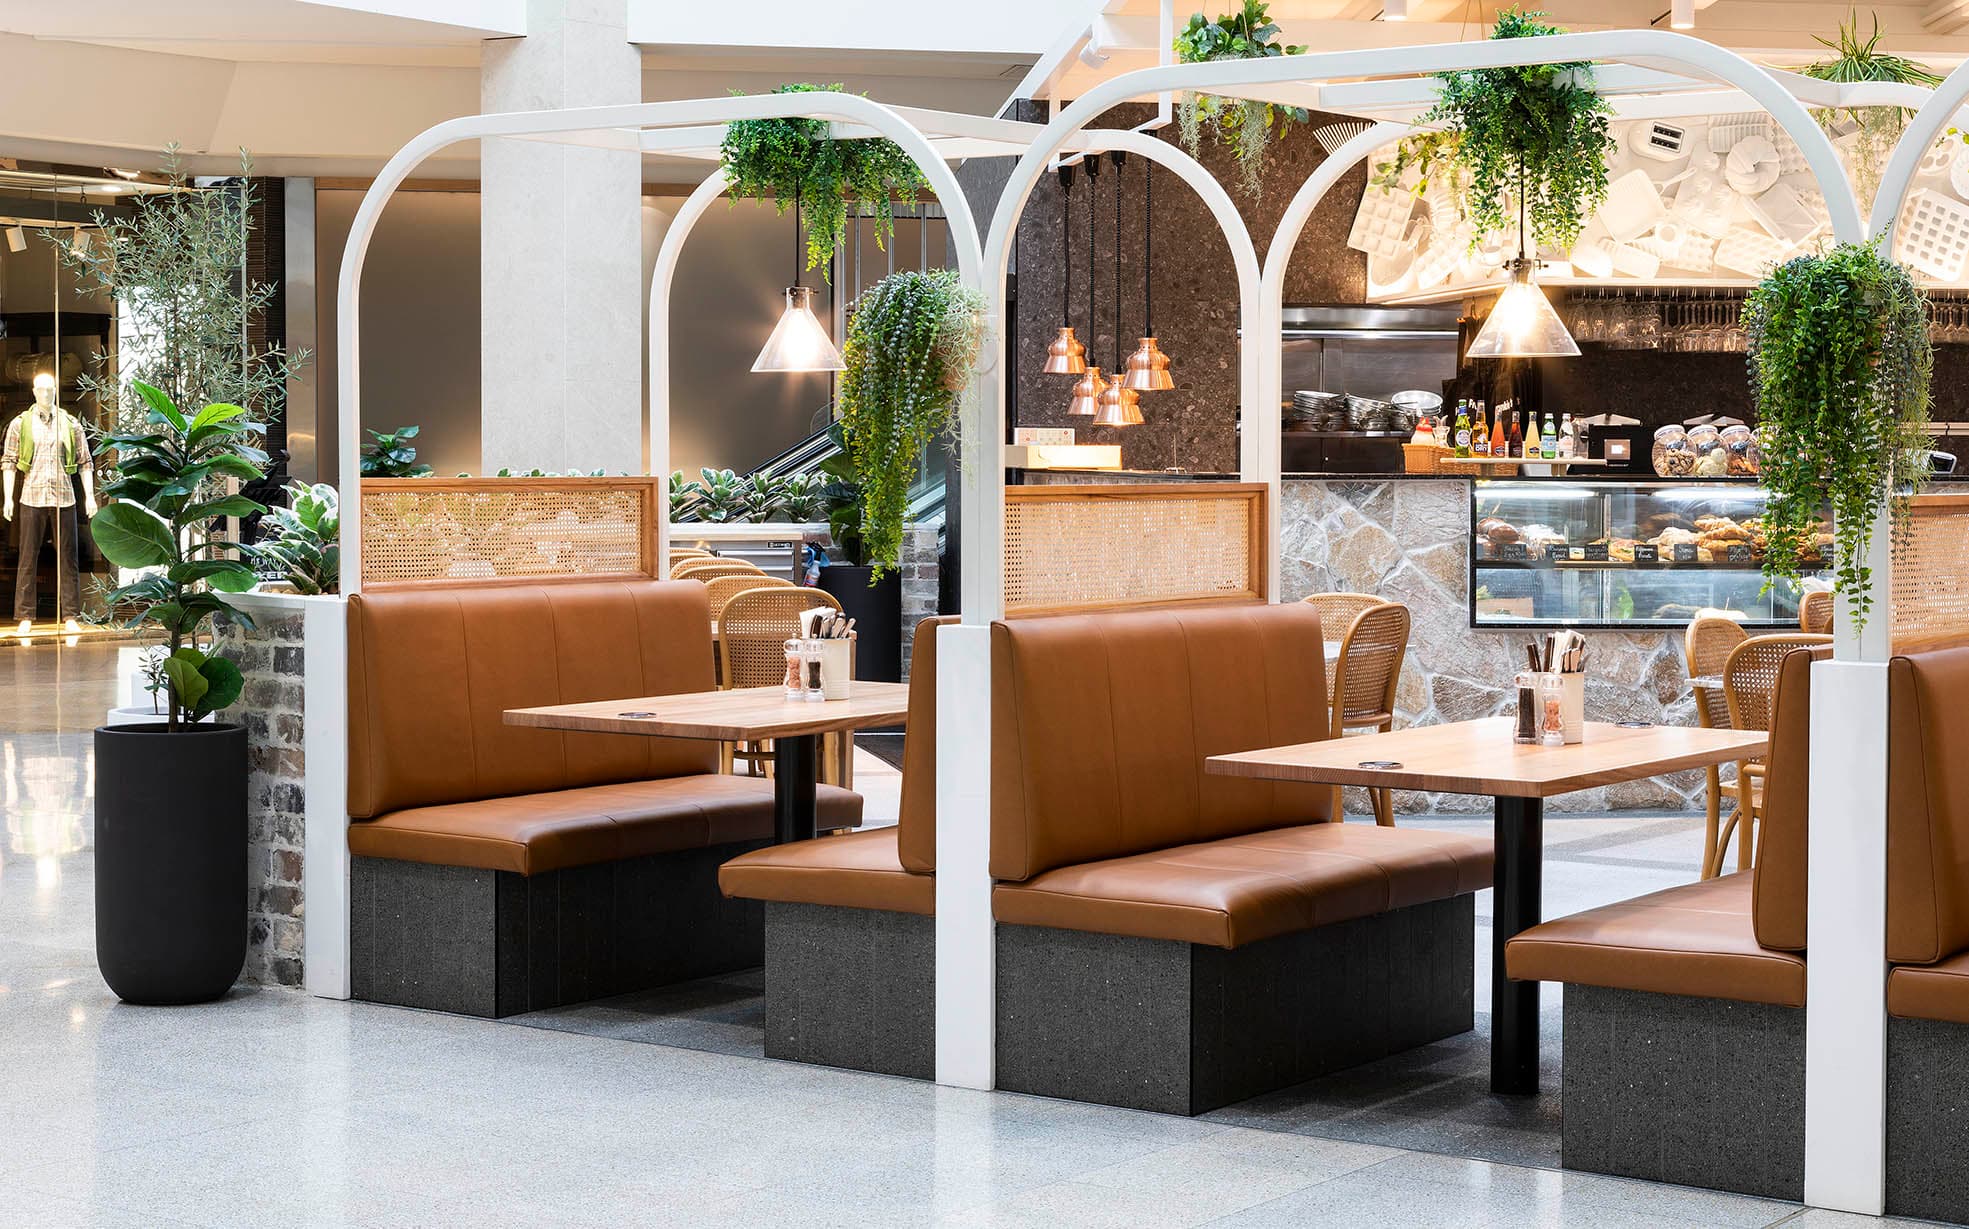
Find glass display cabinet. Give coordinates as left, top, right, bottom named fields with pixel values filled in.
left=1469, top=480, right=1819, bottom=629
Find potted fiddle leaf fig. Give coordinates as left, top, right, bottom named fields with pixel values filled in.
left=89, top=379, right=268, bottom=1004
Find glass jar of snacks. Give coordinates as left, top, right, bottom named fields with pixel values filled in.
left=1687, top=424, right=1729, bottom=477
left=1652, top=424, right=1693, bottom=476
left=1719, top=424, right=1760, bottom=476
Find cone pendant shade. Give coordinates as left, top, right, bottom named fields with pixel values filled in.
left=1122, top=336, right=1174, bottom=391
left=1465, top=259, right=1579, bottom=359
left=1043, top=326, right=1087, bottom=374
left=1092, top=381, right=1143, bottom=427
left=1067, top=366, right=1107, bottom=416
left=752, top=285, right=845, bottom=373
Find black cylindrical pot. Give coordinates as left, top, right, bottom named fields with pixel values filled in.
left=94, top=723, right=247, bottom=1005
left=817, top=565, right=902, bottom=682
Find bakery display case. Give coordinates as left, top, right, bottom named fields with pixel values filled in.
left=1469, top=479, right=1820, bottom=629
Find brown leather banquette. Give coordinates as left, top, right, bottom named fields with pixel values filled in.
left=1505, top=644, right=1825, bottom=1005
left=725, top=605, right=1494, bottom=943
left=1885, top=643, right=1969, bottom=1024
left=347, top=580, right=861, bottom=875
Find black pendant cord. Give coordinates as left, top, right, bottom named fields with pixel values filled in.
left=1085, top=157, right=1100, bottom=365
left=1143, top=161, right=1154, bottom=339
left=792, top=183, right=803, bottom=290
left=1059, top=166, right=1074, bottom=328
left=1111, top=150, right=1126, bottom=371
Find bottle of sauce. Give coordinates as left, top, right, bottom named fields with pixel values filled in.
left=1453, top=400, right=1472, bottom=457
left=1472, top=401, right=1491, bottom=457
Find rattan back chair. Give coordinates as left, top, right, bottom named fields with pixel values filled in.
left=1799, top=589, right=1833, bottom=635
left=669, top=546, right=711, bottom=562
left=1301, top=591, right=1388, bottom=705
left=1685, top=612, right=1748, bottom=877
left=1714, top=632, right=1832, bottom=875
left=1328, top=601, right=1410, bottom=827
left=717, top=586, right=845, bottom=779
left=674, top=559, right=764, bottom=584
left=703, top=573, right=793, bottom=621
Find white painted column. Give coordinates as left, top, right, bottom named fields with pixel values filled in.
left=479, top=0, right=644, bottom=474
left=301, top=597, right=351, bottom=1000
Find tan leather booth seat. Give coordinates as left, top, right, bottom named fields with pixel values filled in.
left=987, top=603, right=1492, bottom=948
left=348, top=580, right=860, bottom=874
left=1884, top=643, right=1969, bottom=1021
left=1889, top=952, right=1969, bottom=1025
left=1506, top=645, right=1824, bottom=1003
left=719, top=618, right=947, bottom=910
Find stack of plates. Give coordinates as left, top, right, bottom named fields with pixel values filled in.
left=1346, top=394, right=1404, bottom=433
left=1290, top=390, right=1347, bottom=431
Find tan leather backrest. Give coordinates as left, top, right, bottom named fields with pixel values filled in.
left=1752, top=643, right=1829, bottom=951
left=897, top=616, right=953, bottom=874
left=1887, top=643, right=1969, bottom=964
left=989, top=603, right=1334, bottom=882
left=347, top=581, right=717, bottom=819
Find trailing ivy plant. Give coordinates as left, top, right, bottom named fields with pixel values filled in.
left=1743, top=241, right=1932, bottom=634
left=720, top=83, right=928, bottom=275
left=1173, top=0, right=1307, bottom=199
left=1799, top=12, right=1941, bottom=209
left=1391, top=7, right=1613, bottom=253
left=837, top=269, right=985, bottom=578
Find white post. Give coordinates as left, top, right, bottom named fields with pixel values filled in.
left=302, top=598, right=350, bottom=999
left=648, top=171, right=731, bottom=576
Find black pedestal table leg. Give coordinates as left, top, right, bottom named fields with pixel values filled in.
left=1491, top=794, right=1544, bottom=1095
left=774, top=734, right=820, bottom=844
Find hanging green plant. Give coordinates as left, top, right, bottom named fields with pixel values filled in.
left=719, top=82, right=928, bottom=275
left=1392, top=7, right=1613, bottom=252
left=1798, top=12, right=1941, bottom=209
left=1743, top=240, right=1932, bottom=633
left=1173, top=0, right=1307, bottom=198
left=836, top=269, right=986, bottom=578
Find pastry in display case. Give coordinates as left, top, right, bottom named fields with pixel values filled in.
left=1469, top=480, right=1825, bottom=628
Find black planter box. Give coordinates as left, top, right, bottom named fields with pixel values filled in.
left=816, top=565, right=901, bottom=682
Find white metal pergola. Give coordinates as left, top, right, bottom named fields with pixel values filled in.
left=326, top=31, right=1938, bottom=1216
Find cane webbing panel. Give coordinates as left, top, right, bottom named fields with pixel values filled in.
left=1895, top=495, right=1969, bottom=648
left=1003, top=483, right=1267, bottom=616
left=719, top=587, right=842, bottom=690
left=361, top=478, right=657, bottom=588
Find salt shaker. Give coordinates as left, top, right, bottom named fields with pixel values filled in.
left=802, top=638, right=824, bottom=702
left=1514, top=672, right=1539, bottom=745
left=783, top=638, right=803, bottom=699
left=1540, top=673, right=1566, bottom=747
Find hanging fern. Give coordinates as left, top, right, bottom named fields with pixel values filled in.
left=837, top=270, right=986, bottom=578
left=1798, top=12, right=1941, bottom=208
left=719, top=83, right=928, bottom=274
left=1172, top=0, right=1308, bottom=199
left=1743, top=241, right=1932, bottom=633
left=1398, top=7, right=1613, bottom=252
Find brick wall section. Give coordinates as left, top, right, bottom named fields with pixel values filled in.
left=216, top=610, right=307, bottom=986
left=898, top=524, right=940, bottom=680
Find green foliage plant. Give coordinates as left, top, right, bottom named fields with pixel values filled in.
left=669, top=470, right=701, bottom=521
left=1173, top=0, right=1307, bottom=199
left=1393, top=7, right=1614, bottom=253
left=1799, top=12, right=1941, bottom=208
left=1743, top=240, right=1931, bottom=634
left=740, top=470, right=787, bottom=522
left=91, top=381, right=268, bottom=729
left=817, top=422, right=868, bottom=565
left=251, top=482, right=339, bottom=595
left=690, top=468, right=747, bottom=523
left=779, top=472, right=828, bottom=522
left=60, top=146, right=307, bottom=438
left=837, top=269, right=985, bottom=579
left=359, top=426, right=434, bottom=478
left=719, top=83, right=928, bottom=275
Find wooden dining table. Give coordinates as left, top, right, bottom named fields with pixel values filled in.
left=1207, top=716, right=1769, bottom=1095
left=506, top=683, right=911, bottom=843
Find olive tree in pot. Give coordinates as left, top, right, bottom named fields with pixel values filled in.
left=89, top=381, right=268, bottom=1004
left=827, top=271, right=986, bottom=681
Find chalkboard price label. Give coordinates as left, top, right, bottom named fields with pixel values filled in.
left=1633, top=544, right=1660, bottom=564
left=1498, top=541, right=1528, bottom=562
left=1726, top=543, right=1753, bottom=564
left=1672, top=543, right=1698, bottom=563
left=1584, top=542, right=1611, bottom=562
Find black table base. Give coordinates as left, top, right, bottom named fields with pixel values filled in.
left=1491, top=795, right=1544, bottom=1095
left=773, top=734, right=819, bottom=844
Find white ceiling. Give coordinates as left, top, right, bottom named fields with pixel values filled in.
left=0, top=0, right=521, bottom=66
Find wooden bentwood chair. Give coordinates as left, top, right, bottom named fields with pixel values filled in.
left=1717, top=632, right=1832, bottom=875
left=1799, top=589, right=1833, bottom=635
left=1301, top=592, right=1389, bottom=706
left=1684, top=612, right=1749, bottom=878
left=702, top=573, right=793, bottom=621
left=1327, top=601, right=1411, bottom=827
left=674, top=559, right=764, bottom=584
left=716, top=586, right=852, bottom=793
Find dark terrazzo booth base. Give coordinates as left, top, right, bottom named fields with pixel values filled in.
left=762, top=901, right=935, bottom=1080
left=1888, top=1016, right=1969, bottom=1224
left=1562, top=986, right=1804, bottom=1202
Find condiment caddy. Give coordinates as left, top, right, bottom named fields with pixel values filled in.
left=1515, top=630, right=1586, bottom=746
left=783, top=608, right=857, bottom=702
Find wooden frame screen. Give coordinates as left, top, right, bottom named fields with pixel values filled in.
left=1895, top=492, right=1969, bottom=649
left=1003, top=483, right=1267, bottom=617
left=359, top=477, right=659, bottom=589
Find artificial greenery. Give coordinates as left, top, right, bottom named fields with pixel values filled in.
left=250, top=482, right=339, bottom=595
left=838, top=269, right=985, bottom=578
left=668, top=466, right=830, bottom=523
left=60, top=147, right=306, bottom=439
left=1743, top=240, right=1932, bottom=633
left=91, top=381, right=268, bottom=729
left=1388, top=7, right=1613, bottom=253
left=779, top=471, right=828, bottom=521
left=818, top=422, right=869, bottom=566
left=1173, top=0, right=1307, bottom=198
left=359, top=426, right=433, bottom=478
left=1799, top=11, right=1941, bottom=208
left=719, top=83, right=927, bottom=275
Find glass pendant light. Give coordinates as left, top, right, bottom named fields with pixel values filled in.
left=1466, top=161, right=1579, bottom=360
left=1042, top=164, right=1086, bottom=375
left=1094, top=152, right=1142, bottom=427
left=1067, top=156, right=1106, bottom=415
left=1124, top=160, right=1175, bottom=392
left=753, top=185, right=845, bottom=373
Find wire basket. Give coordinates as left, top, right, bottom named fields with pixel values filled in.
left=1402, top=443, right=1453, bottom=474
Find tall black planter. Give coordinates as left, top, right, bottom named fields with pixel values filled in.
left=94, top=723, right=247, bottom=1004
left=817, top=565, right=902, bottom=682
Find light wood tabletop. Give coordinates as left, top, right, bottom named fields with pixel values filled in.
left=1206, top=717, right=1769, bottom=798
left=505, top=683, right=910, bottom=742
